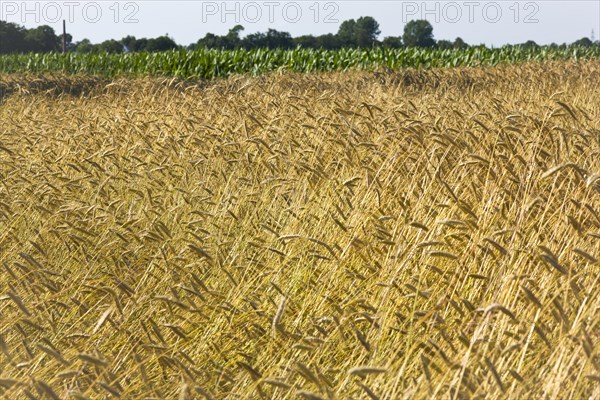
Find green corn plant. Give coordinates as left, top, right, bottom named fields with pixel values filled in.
left=1, top=45, right=599, bottom=78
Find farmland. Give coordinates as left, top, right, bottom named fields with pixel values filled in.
left=1, top=46, right=600, bottom=78
left=0, top=61, right=600, bottom=399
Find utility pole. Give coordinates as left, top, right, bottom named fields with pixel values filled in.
left=62, top=20, right=67, bottom=53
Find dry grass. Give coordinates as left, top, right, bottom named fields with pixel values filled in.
left=0, top=62, right=599, bottom=399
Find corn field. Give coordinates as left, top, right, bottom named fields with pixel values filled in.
left=1, top=46, right=600, bottom=78
left=0, top=61, right=599, bottom=399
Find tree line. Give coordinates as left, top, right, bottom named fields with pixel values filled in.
left=1, top=17, right=597, bottom=54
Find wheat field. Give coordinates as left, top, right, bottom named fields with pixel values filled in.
left=0, top=62, right=599, bottom=399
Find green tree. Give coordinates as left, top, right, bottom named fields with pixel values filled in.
left=74, top=39, right=95, bottom=53
left=24, top=25, right=59, bottom=52
left=521, top=40, right=539, bottom=49
left=572, top=37, right=593, bottom=47
left=192, top=25, right=245, bottom=49
left=403, top=19, right=435, bottom=48
left=354, top=16, right=380, bottom=47
left=121, top=35, right=139, bottom=51
left=294, top=35, right=318, bottom=48
left=239, top=29, right=293, bottom=49
left=194, top=33, right=226, bottom=49
left=134, top=38, right=149, bottom=51
left=264, top=29, right=293, bottom=49
left=436, top=39, right=453, bottom=50
left=98, top=39, right=123, bottom=53
left=337, top=17, right=380, bottom=48
left=0, top=21, right=27, bottom=53
left=453, top=37, right=468, bottom=49
left=315, top=33, right=339, bottom=49
left=242, top=31, right=266, bottom=48
left=337, top=19, right=356, bottom=47
left=381, top=36, right=402, bottom=48
left=225, top=25, right=244, bottom=48
left=145, top=35, right=178, bottom=51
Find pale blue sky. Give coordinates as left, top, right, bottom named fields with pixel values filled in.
left=1, top=1, right=599, bottom=46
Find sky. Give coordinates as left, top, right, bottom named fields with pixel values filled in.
left=1, top=1, right=599, bottom=47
